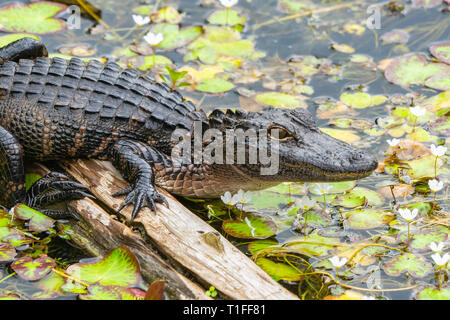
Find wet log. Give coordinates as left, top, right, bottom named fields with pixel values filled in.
left=59, top=159, right=298, bottom=300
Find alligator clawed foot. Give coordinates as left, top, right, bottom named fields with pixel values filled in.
left=114, top=182, right=169, bottom=221
left=24, top=172, right=93, bottom=219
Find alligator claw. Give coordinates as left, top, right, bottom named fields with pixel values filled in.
left=114, top=183, right=168, bottom=221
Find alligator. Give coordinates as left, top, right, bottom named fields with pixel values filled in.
left=0, top=38, right=378, bottom=220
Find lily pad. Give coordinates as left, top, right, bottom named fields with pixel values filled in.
left=430, top=42, right=450, bottom=65
left=278, top=0, right=317, bottom=14
left=383, top=253, right=433, bottom=278
left=11, top=256, right=56, bottom=281
left=150, top=6, right=183, bottom=24
left=398, top=229, right=447, bottom=251
left=411, top=0, right=444, bottom=8
left=248, top=240, right=279, bottom=255
left=416, top=287, right=450, bottom=300
left=0, top=243, right=16, bottom=262
left=0, top=33, right=39, bottom=47
left=0, top=2, right=67, bottom=34
left=222, top=213, right=277, bottom=239
left=425, top=74, right=450, bottom=91
left=58, top=45, right=96, bottom=57
left=208, top=9, right=246, bottom=26
left=405, top=155, right=445, bottom=179
left=151, top=23, right=202, bottom=50
left=25, top=173, right=42, bottom=192
left=284, top=233, right=340, bottom=256
left=340, top=92, right=387, bottom=109
left=309, top=181, right=356, bottom=195
left=255, top=92, right=306, bottom=108
left=132, top=5, right=153, bottom=16
left=384, top=53, right=450, bottom=89
left=13, top=204, right=54, bottom=233
left=66, top=247, right=140, bottom=287
left=255, top=257, right=302, bottom=281
left=344, top=209, right=394, bottom=230
left=334, top=187, right=384, bottom=208
left=128, top=55, right=172, bottom=71
left=80, top=284, right=146, bottom=300
left=319, top=128, right=360, bottom=144
left=144, top=280, right=165, bottom=300
left=195, top=78, right=234, bottom=93
left=381, top=29, right=409, bottom=44
left=332, top=44, right=355, bottom=54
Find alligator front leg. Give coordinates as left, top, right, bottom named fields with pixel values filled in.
left=0, top=125, right=90, bottom=218
left=110, top=140, right=169, bottom=221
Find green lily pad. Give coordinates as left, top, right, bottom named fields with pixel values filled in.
left=406, top=127, right=437, bottom=142
left=425, top=74, right=450, bottom=91
left=128, top=55, right=172, bottom=71
left=25, top=173, right=42, bottom=192
left=34, top=271, right=65, bottom=294
left=195, top=78, right=234, bottom=93
left=405, top=155, right=446, bottom=179
left=310, top=181, right=356, bottom=195
left=248, top=240, right=279, bottom=255
left=2, top=233, right=32, bottom=248
left=332, top=44, right=355, bottom=54
left=13, top=204, right=54, bottom=233
left=284, top=233, right=340, bottom=256
left=80, top=284, right=146, bottom=300
left=429, top=116, right=450, bottom=135
left=398, top=230, right=447, bottom=251
left=151, top=6, right=183, bottom=24
left=0, top=209, right=10, bottom=227
left=222, top=213, right=277, bottom=239
left=416, top=287, right=450, bottom=300
left=384, top=53, right=450, bottom=88
left=333, top=193, right=365, bottom=208
left=0, top=2, right=67, bottom=34
left=132, top=5, right=153, bottom=16
left=11, top=256, right=56, bottom=281
left=66, top=247, right=140, bottom=287
left=278, top=0, right=317, bottom=14
left=0, top=243, right=16, bottom=262
left=334, top=187, right=384, bottom=208
left=340, top=92, right=387, bottom=109
left=255, top=257, right=302, bottom=281
left=344, top=209, right=394, bottom=230
left=255, top=92, right=306, bottom=108
left=319, top=128, right=361, bottom=144
left=430, top=42, right=450, bottom=65
left=381, top=29, right=409, bottom=44
left=58, top=44, right=96, bottom=57
left=383, top=253, right=433, bottom=278
left=151, top=23, right=202, bottom=50
left=208, top=9, right=247, bottom=26
left=301, top=209, right=332, bottom=227
left=412, top=0, right=444, bottom=8
left=0, top=33, right=39, bottom=47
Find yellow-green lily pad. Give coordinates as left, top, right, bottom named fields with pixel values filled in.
left=416, top=287, right=450, bottom=300
left=383, top=253, right=433, bottom=278
left=13, top=204, right=55, bottom=233
left=340, top=92, right=387, bottom=109
left=128, top=55, right=172, bottom=70
left=222, top=213, right=277, bottom=239
left=208, top=9, right=247, bottom=26
left=430, top=42, right=450, bottom=65
left=151, top=23, right=202, bottom=50
left=11, top=256, right=56, bottom=281
left=398, top=229, right=447, bottom=251
left=284, top=233, right=340, bottom=256
left=0, top=2, right=67, bottom=34
left=255, top=92, right=306, bottom=108
left=195, top=78, right=234, bottom=93
left=256, top=257, right=302, bottom=281
left=344, top=209, right=394, bottom=230
left=150, top=6, right=183, bottom=24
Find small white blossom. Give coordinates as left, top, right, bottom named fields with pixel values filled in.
left=234, top=189, right=252, bottom=204
left=144, top=32, right=164, bottom=46
left=430, top=144, right=447, bottom=157
left=387, top=138, right=400, bottom=147
left=409, top=106, right=426, bottom=117
left=220, top=191, right=237, bottom=206
left=314, top=183, right=332, bottom=195
left=429, top=242, right=445, bottom=253
left=428, top=179, right=444, bottom=192
left=296, top=197, right=317, bottom=211
left=329, top=256, right=348, bottom=268
left=431, top=253, right=450, bottom=267
left=220, top=0, right=238, bottom=8
left=398, top=208, right=418, bottom=221
left=132, top=14, right=150, bottom=26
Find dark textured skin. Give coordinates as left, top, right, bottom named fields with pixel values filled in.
left=0, top=39, right=378, bottom=220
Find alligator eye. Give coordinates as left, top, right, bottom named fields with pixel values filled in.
left=268, top=125, right=294, bottom=141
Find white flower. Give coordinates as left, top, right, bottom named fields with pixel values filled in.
left=132, top=14, right=150, bottom=26
left=428, top=179, right=444, bottom=192
left=314, top=183, right=332, bottom=195
left=234, top=189, right=252, bottom=204
left=397, top=208, right=418, bottom=221
left=329, top=256, right=348, bottom=268
left=220, top=0, right=238, bottom=8
left=144, top=32, right=164, bottom=46
left=295, top=196, right=317, bottom=211
left=429, top=242, right=445, bottom=253
left=430, top=144, right=447, bottom=157
left=431, top=253, right=450, bottom=267
left=220, top=191, right=237, bottom=206
left=362, top=295, right=376, bottom=300
left=409, top=106, right=426, bottom=117
left=387, top=138, right=400, bottom=147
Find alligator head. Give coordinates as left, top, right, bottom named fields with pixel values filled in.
left=201, top=107, right=378, bottom=194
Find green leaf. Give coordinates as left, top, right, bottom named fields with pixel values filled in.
left=344, top=209, right=394, bottom=230
left=151, top=6, right=183, bottom=24
left=207, top=9, right=247, bottom=26
left=11, top=256, right=56, bottom=281
left=25, top=173, right=42, bottom=192
left=195, top=78, right=234, bottom=93
left=255, top=257, right=302, bottom=281
left=0, top=33, right=39, bottom=47
left=310, top=181, right=356, bottom=195
left=222, top=213, right=277, bottom=239
left=0, top=2, right=67, bottom=34
left=416, top=287, right=450, bottom=300
left=13, top=204, right=55, bottom=232
left=430, top=42, right=450, bottom=64
left=129, top=55, right=173, bottom=70
left=383, top=253, right=433, bottom=278
left=132, top=5, right=153, bottom=16
left=152, top=24, right=202, bottom=50
left=284, top=233, right=340, bottom=256
left=248, top=240, right=279, bottom=255
left=255, top=92, right=306, bottom=109
left=0, top=243, right=16, bottom=262
left=80, top=284, right=145, bottom=300
left=398, top=229, right=447, bottom=251
left=340, top=92, right=387, bottom=109
left=66, top=247, right=140, bottom=287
